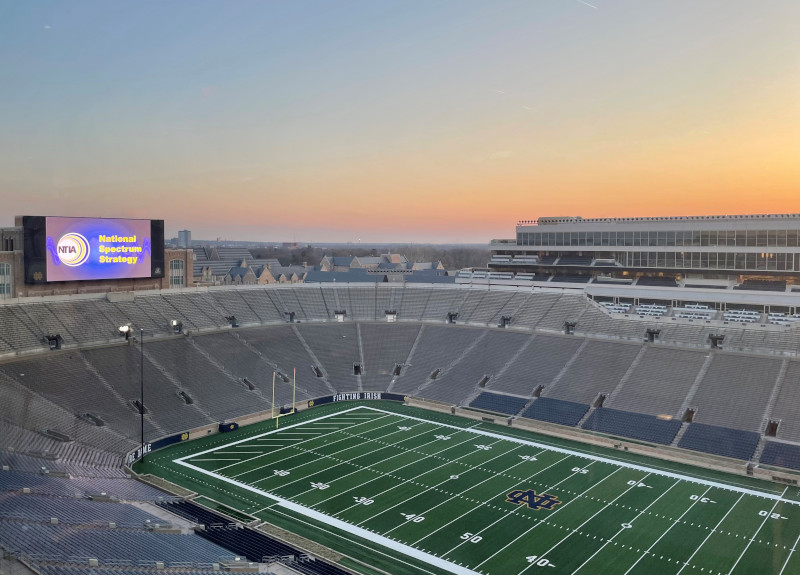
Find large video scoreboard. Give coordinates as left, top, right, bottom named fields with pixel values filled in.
left=22, top=216, right=165, bottom=284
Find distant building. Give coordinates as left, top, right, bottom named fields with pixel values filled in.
left=486, top=213, right=800, bottom=290
left=178, top=230, right=192, bottom=248
left=192, top=246, right=313, bottom=285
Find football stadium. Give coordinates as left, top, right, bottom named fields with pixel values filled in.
left=3, top=214, right=800, bottom=575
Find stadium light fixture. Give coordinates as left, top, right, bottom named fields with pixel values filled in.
left=118, top=324, right=131, bottom=341
left=170, top=319, right=183, bottom=334
left=140, top=328, right=145, bottom=463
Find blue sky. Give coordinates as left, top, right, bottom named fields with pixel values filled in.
left=1, top=1, right=798, bottom=242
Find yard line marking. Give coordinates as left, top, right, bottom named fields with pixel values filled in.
left=259, top=421, right=437, bottom=491
left=624, top=485, right=717, bottom=575
left=349, top=407, right=798, bottom=504
left=515, top=471, right=651, bottom=575
left=778, top=527, right=800, bottom=575
left=241, top=417, right=423, bottom=481
left=411, top=453, right=581, bottom=546
left=476, top=464, right=622, bottom=570
left=723, top=488, right=786, bottom=575
left=356, top=437, right=518, bottom=527
left=671, top=492, right=746, bottom=575
left=175, top=457, right=484, bottom=575
left=570, top=479, right=682, bottom=574
left=190, top=458, right=241, bottom=462
left=383, top=450, right=566, bottom=538
left=179, top=409, right=397, bottom=473
left=310, top=430, right=481, bottom=509
left=268, top=506, right=450, bottom=575
left=328, top=433, right=505, bottom=517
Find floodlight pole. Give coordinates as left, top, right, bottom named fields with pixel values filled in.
left=293, top=368, right=296, bottom=414
left=140, top=328, right=145, bottom=463
left=272, top=371, right=276, bottom=428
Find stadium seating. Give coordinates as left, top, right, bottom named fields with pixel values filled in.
left=521, top=397, right=589, bottom=427
left=157, top=500, right=234, bottom=527
left=0, top=522, right=230, bottom=565
left=760, top=441, right=800, bottom=471
left=677, top=423, right=760, bottom=460
left=0, top=493, right=164, bottom=527
left=469, top=392, right=528, bottom=415
left=581, top=408, right=682, bottom=445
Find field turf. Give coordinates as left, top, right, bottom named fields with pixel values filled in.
left=138, top=401, right=800, bottom=575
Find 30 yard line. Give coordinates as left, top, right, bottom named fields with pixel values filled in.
left=568, top=479, right=681, bottom=574
left=671, top=492, right=746, bottom=575
left=311, top=430, right=481, bottom=510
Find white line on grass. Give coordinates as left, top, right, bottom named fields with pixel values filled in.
left=723, top=488, right=786, bottom=575
left=173, top=406, right=795, bottom=575
left=778, top=527, right=800, bottom=575
left=260, top=420, right=436, bottom=492
left=475, top=465, right=621, bottom=570
left=180, top=409, right=394, bottom=473
left=671, top=492, right=745, bottom=575
left=356, top=407, right=799, bottom=504
left=311, top=430, right=481, bottom=510
left=268, top=505, right=451, bottom=575
left=447, top=462, right=615, bottom=561
left=569, top=479, right=682, bottom=574
left=243, top=417, right=424, bottom=482
left=622, top=484, right=715, bottom=575
left=516, top=472, right=652, bottom=575
left=356, top=437, right=516, bottom=527
left=412, top=452, right=585, bottom=547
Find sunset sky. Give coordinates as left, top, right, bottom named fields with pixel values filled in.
left=1, top=1, right=799, bottom=242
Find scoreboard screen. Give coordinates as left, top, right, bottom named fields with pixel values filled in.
left=23, top=216, right=165, bottom=284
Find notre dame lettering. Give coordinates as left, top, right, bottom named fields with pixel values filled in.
left=506, top=489, right=562, bottom=511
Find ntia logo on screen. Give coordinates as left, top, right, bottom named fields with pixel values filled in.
left=56, top=233, right=90, bottom=267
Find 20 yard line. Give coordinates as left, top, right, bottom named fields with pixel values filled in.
left=778, top=528, right=800, bottom=575
left=722, top=489, right=786, bottom=575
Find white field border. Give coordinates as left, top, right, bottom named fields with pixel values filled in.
left=174, top=405, right=797, bottom=575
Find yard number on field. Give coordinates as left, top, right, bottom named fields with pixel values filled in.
left=526, top=555, right=555, bottom=568
left=401, top=513, right=425, bottom=522
left=760, top=510, right=788, bottom=520
left=460, top=532, right=482, bottom=543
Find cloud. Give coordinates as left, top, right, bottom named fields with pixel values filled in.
left=577, top=0, right=598, bottom=8
left=43, top=25, right=51, bottom=29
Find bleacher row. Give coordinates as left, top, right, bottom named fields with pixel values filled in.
left=2, top=284, right=800, bottom=574
left=3, top=318, right=800, bottom=467
left=0, top=469, right=358, bottom=574
left=467, top=392, right=765, bottom=461
left=1, top=285, right=799, bottom=359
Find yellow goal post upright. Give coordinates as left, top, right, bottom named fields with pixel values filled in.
left=271, top=369, right=298, bottom=429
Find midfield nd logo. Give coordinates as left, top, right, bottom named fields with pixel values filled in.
left=506, top=489, right=562, bottom=511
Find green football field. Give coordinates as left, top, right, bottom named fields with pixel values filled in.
left=138, top=401, right=800, bottom=575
